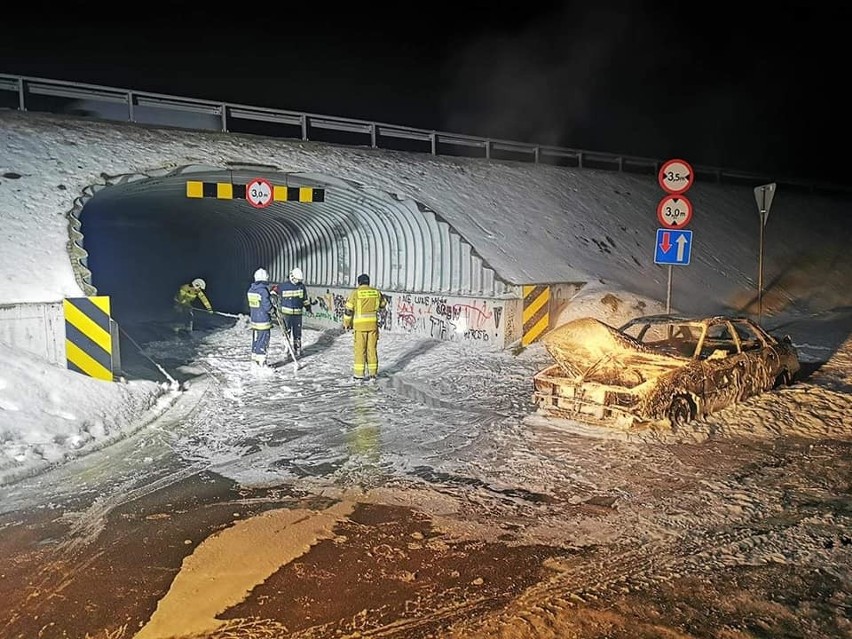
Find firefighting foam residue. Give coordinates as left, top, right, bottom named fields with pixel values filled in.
left=133, top=501, right=355, bottom=639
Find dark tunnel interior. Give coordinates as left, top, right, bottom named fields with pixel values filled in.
left=81, top=193, right=254, bottom=329
left=74, top=167, right=512, bottom=340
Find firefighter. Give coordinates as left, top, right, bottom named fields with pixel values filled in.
left=173, top=277, right=212, bottom=332
left=277, top=267, right=312, bottom=356
left=246, top=268, right=275, bottom=367
left=343, top=273, right=387, bottom=380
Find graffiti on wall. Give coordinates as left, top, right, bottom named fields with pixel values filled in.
left=310, top=289, right=394, bottom=329
left=312, top=289, right=345, bottom=322
left=394, top=293, right=502, bottom=342
left=306, top=287, right=508, bottom=347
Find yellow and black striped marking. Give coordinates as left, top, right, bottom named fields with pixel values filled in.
left=522, top=285, right=550, bottom=346
left=186, top=181, right=325, bottom=202
left=64, top=296, right=114, bottom=381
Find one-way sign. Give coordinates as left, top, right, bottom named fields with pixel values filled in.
left=654, top=228, right=693, bottom=266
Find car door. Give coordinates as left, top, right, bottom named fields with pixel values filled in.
left=732, top=319, right=777, bottom=393
left=700, top=320, right=745, bottom=413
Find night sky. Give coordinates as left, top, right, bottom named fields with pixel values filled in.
left=2, top=1, right=849, bottom=186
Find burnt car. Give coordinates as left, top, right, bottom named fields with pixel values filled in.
left=532, top=314, right=800, bottom=430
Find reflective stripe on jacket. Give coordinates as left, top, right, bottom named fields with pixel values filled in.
left=247, top=281, right=274, bottom=330
left=278, top=279, right=310, bottom=315
left=343, top=284, right=387, bottom=331
left=174, top=284, right=212, bottom=311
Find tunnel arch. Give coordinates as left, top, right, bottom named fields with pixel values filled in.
left=70, top=164, right=514, bottom=324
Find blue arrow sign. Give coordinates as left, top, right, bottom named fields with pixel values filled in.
left=654, top=228, right=693, bottom=265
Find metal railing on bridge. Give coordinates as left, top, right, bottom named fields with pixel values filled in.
left=0, top=73, right=843, bottom=194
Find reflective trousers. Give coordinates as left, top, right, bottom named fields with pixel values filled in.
left=251, top=328, right=271, bottom=364
left=283, top=314, right=303, bottom=353
left=352, top=328, right=379, bottom=378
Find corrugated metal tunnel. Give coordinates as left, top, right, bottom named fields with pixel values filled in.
left=72, top=164, right=514, bottom=328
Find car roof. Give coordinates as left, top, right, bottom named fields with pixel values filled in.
left=619, top=314, right=753, bottom=330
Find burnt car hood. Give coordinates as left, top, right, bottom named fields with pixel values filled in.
left=541, top=317, right=686, bottom=386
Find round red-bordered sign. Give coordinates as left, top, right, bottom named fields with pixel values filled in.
left=657, top=194, right=693, bottom=228
left=246, top=177, right=273, bottom=208
left=658, top=158, right=694, bottom=194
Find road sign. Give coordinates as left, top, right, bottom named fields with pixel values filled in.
left=657, top=194, right=693, bottom=229
left=754, top=182, right=776, bottom=226
left=658, top=158, right=694, bottom=195
left=654, top=228, right=693, bottom=265
left=246, top=177, right=273, bottom=208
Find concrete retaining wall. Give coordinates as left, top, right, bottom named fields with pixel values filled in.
left=0, top=303, right=66, bottom=365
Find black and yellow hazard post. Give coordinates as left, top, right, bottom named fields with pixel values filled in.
left=64, top=296, right=115, bottom=381
left=522, top=284, right=551, bottom=346
left=186, top=181, right=325, bottom=202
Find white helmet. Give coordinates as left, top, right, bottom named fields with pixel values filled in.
left=253, top=268, right=269, bottom=282
left=289, top=267, right=304, bottom=282
left=191, top=278, right=206, bottom=290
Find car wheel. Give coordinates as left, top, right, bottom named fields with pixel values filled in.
left=667, top=395, right=695, bottom=429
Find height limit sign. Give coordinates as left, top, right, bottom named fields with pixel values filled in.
left=657, top=194, right=693, bottom=228
left=656, top=158, right=695, bottom=315
left=246, top=177, right=273, bottom=208
left=658, top=158, right=694, bottom=195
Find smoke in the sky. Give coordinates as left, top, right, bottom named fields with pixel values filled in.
left=434, top=3, right=830, bottom=181
left=439, top=5, right=648, bottom=150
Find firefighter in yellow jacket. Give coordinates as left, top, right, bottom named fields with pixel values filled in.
left=343, top=273, right=387, bottom=380
left=173, top=277, right=212, bottom=332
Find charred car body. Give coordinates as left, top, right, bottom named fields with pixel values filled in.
left=532, top=315, right=800, bottom=429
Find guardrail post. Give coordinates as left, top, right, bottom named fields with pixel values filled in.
left=430, top=132, right=436, bottom=155
left=370, top=123, right=377, bottom=148
left=17, top=77, right=25, bottom=111
left=578, top=152, right=584, bottom=169
left=533, top=146, right=540, bottom=163
left=617, top=156, right=623, bottom=172
left=221, top=104, right=227, bottom=132
left=485, top=140, right=491, bottom=159
left=301, top=114, right=308, bottom=141
left=127, top=92, right=135, bottom=122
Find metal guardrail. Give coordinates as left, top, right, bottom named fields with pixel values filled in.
left=0, top=73, right=845, bottom=194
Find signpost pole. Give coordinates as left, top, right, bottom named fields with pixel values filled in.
left=666, top=265, right=673, bottom=314
left=757, top=210, right=765, bottom=324
left=753, top=183, right=776, bottom=326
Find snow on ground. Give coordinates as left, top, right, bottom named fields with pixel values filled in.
left=4, top=294, right=849, bottom=490
left=0, top=109, right=850, bottom=495
left=0, top=341, right=177, bottom=484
